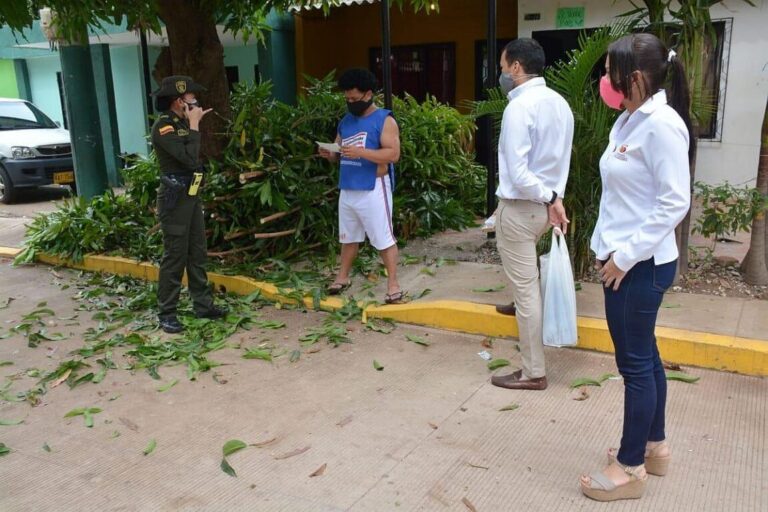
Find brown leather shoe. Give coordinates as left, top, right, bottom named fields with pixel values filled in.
left=495, top=302, right=516, bottom=316
left=491, top=370, right=548, bottom=390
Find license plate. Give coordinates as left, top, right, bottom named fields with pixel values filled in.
left=53, top=171, right=74, bottom=184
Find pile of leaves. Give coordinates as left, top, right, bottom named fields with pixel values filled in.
left=16, top=75, right=485, bottom=266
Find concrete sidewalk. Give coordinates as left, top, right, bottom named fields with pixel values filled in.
left=2, top=202, right=768, bottom=376
left=0, top=262, right=766, bottom=511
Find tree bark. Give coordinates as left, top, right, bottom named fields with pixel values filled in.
left=742, top=102, right=768, bottom=284
left=759, top=99, right=768, bottom=273
left=677, top=123, right=698, bottom=278
left=155, top=0, right=230, bottom=160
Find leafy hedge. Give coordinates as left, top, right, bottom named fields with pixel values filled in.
left=17, top=75, right=485, bottom=265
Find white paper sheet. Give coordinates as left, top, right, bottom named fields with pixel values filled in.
left=316, top=141, right=341, bottom=153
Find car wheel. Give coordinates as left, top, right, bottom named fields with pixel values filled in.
left=0, top=166, right=17, bottom=204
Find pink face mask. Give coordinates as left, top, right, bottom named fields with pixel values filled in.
left=599, top=75, right=625, bottom=110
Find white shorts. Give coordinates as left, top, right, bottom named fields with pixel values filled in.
left=339, top=176, right=397, bottom=250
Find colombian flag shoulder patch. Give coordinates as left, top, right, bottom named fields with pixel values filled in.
left=158, top=125, right=175, bottom=136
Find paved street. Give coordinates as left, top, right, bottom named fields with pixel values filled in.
left=0, top=187, right=70, bottom=248
left=0, top=262, right=765, bottom=511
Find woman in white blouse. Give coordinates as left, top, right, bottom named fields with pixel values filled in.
left=580, top=33, right=692, bottom=502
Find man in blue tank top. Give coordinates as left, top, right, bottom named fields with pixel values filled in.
left=318, top=69, right=404, bottom=303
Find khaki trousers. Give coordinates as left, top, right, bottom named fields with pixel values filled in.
left=496, top=198, right=551, bottom=379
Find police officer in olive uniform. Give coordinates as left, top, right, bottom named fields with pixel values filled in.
left=151, top=75, right=226, bottom=333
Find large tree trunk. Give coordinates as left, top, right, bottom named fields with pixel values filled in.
left=676, top=123, right=698, bottom=278
left=156, top=0, right=230, bottom=160
left=742, top=101, right=768, bottom=284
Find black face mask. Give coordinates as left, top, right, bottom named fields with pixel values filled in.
left=346, top=97, right=373, bottom=116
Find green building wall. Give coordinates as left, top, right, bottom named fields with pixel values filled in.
left=0, top=59, right=19, bottom=98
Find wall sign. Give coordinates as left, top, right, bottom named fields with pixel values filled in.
left=556, top=7, right=585, bottom=29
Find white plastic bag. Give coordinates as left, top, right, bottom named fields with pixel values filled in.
left=540, top=228, right=578, bottom=347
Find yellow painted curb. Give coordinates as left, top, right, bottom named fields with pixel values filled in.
left=5, top=248, right=767, bottom=376
left=0, top=247, right=21, bottom=259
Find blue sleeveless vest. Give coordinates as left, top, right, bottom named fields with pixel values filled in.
left=338, top=108, right=395, bottom=191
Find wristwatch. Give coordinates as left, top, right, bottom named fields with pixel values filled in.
left=547, top=190, right=558, bottom=205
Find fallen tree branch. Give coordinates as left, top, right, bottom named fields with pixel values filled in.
left=253, top=229, right=296, bottom=239
left=208, top=243, right=259, bottom=258
left=239, top=171, right=265, bottom=184
left=224, top=227, right=260, bottom=241
left=260, top=207, right=301, bottom=225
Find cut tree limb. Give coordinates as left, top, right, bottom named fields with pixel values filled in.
left=253, top=229, right=296, bottom=239
left=239, top=171, right=265, bottom=184
left=208, top=243, right=259, bottom=258
left=260, top=207, right=301, bottom=225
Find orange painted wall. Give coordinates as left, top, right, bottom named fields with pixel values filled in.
left=294, top=0, right=517, bottom=107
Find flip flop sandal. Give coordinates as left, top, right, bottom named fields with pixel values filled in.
left=384, top=290, right=407, bottom=304
left=327, top=281, right=351, bottom=295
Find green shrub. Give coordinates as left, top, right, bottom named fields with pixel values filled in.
left=16, top=75, right=484, bottom=265
left=692, top=181, right=765, bottom=248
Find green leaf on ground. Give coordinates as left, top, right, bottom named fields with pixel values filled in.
left=0, top=443, right=10, bottom=456
left=42, top=442, right=51, bottom=452
left=499, top=404, right=520, bottom=412
left=0, top=419, right=23, bottom=426
left=242, top=348, right=273, bottom=362
left=222, top=439, right=247, bottom=457
left=405, top=334, right=430, bottom=346
left=0, top=361, right=12, bottom=367
left=420, top=267, right=436, bottom=277
left=289, top=350, right=301, bottom=363
left=597, top=373, right=617, bottom=383
left=575, top=282, right=583, bottom=291
left=254, top=320, right=286, bottom=329
left=373, top=360, right=384, bottom=371
left=157, top=379, right=178, bottom=392
left=414, top=288, right=432, bottom=299
left=64, top=407, right=102, bottom=427
left=666, top=371, right=700, bottom=383
left=435, top=257, right=457, bottom=267
left=487, top=359, right=510, bottom=371
left=143, top=439, right=157, bottom=455
left=472, top=285, right=506, bottom=293
left=221, top=457, right=237, bottom=477
left=401, top=254, right=421, bottom=265
left=569, top=377, right=602, bottom=388
left=661, top=303, right=681, bottom=309
left=366, top=318, right=396, bottom=334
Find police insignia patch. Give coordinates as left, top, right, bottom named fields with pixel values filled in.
left=159, top=125, right=175, bottom=136
left=176, top=129, right=189, bottom=136
left=175, top=80, right=186, bottom=93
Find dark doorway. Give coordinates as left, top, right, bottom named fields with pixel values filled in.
left=474, top=38, right=514, bottom=100
left=225, top=66, right=240, bottom=93
left=532, top=28, right=599, bottom=68
left=369, top=43, right=456, bottom=105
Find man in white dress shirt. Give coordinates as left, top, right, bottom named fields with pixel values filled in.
left=491, top=38, right=574, bottom=391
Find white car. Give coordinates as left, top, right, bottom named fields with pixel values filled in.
left=0, top=98, right=75, bottom=204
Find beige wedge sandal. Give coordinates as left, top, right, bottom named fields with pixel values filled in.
left=608, top=442, right=671, bottom=476
left=580, top=462, right=648, bottom=502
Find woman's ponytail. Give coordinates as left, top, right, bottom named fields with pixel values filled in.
left=666, top=52, right=695, bottom=164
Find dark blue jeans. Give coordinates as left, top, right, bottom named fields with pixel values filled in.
left=603, top=257, right=676, bottom=467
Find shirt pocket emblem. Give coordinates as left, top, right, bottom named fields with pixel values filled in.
left=613, top=144, right=629, bottom=161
